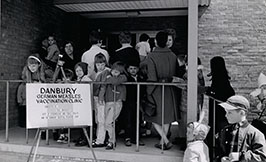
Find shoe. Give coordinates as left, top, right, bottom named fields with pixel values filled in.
left=105, top=142, right=114, bottom=150
left=92, top=142, right=106, bottom=148
left=75, top=139, right=88, bottom=147
left=154, top=142, right=173, bottom=150
left=57, top=134, right=68, bottom=143
left=125, top=138, right=132, bottom=147
left=132, top=140, right=145, bottom=146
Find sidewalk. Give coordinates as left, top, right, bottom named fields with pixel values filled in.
left=0, top=151, right=117, bottom=162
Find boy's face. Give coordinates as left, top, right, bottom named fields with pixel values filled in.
left=111, top=69, right=121, bottom=77
left=75, top=66, right=84, bottom=78
left=28, top=63, right=39, bottom=73
left=127, top=66, right=139, bottom=76
left=48, top=36, right=55, bottom=45
left=96, top=63, right=106, bottom=72
left=225, top=109, right=243, bottom=124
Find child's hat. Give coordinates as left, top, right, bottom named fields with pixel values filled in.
left=250, top=73, right=266, bottom=97
left=219, top=95, right=250, bottom=111
left=192, top=122, right=210, bottom=140
left=258, top=73, right=266, bottom=88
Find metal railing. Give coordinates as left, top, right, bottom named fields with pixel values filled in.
left=0, top=79, right=189, bottom=153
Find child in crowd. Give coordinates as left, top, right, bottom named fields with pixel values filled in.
left=91, top=53, right=111, bottom=147
left=46, top=35, right=60, bottom=64
left=183, top=121, right=210, bottom=162
left=250, top=72, right=266, bottom=109
left=123, top=63, right=145, bottom=146
left=56, top=68, right=75, bottom=143
left=217, top=95, right=266, bottom=162
left=21, top=54, right=46, bottom=83
left=57, top=62, right=91, bottom=144
left=75, top=62, right=92, bottom=82
left=17, top=82, right=26, bottom=127
left=173, top=57, right=205, bottom=150
left=98, top=61, right=127, bottom=150
left=135, top=33, right=151, bottom=61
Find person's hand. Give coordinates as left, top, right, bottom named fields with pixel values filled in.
left=57, top=60, right=65, bottom=66
left=221, top=156, right=231, bottom=162
left=99, top=100, right=104, bottom=105
left=228, top=152, right=240, bottom=161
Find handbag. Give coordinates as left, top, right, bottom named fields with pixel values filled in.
left=251, top=107, right=266, bottom=137
left=141, top=94, right=156, bottom=117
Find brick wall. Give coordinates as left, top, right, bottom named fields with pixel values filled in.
left=199, top=0, right=266, bottom=120
left=0, top=0, right=88, bottom=128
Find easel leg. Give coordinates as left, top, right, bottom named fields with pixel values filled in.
left=83, top=128, right=97, bottom=162
left=27, top=128, right=40, bottom=162
left=32, top=129, right=42, bottom=162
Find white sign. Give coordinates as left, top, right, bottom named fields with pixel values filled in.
left=26, top=83, right=92, bottom=129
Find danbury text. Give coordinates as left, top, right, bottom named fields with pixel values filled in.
left=40, top=87, right=77, bottom=94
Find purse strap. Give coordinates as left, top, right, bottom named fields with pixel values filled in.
left=258, top=100, right=266, bottom=119
left=258, top=107, right=266, bottom=119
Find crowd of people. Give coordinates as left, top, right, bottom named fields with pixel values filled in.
left=16, top=29, right=266, bottom=161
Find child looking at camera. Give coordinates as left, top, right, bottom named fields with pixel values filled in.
left=98, top=61, right=127, bottom=150
left=91, top=53, right=111, bottom=148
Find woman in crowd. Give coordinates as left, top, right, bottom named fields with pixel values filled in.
left=145, top=31, right=180, bottom=150
left=205, top=56, right=235, bottom=158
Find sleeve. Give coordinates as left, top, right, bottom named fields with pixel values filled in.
left=108, top=74, right=127, bottom=85
left=183, top=148, right=199, bottom=162
left=46, top=45, right=58, bottom=60
left=146, top=57, right=157, bottom=95
left=241, top=131, right=266, bottom=161
left=98, top=71, right=111, bottom=101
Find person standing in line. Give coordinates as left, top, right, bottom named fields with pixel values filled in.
left=109, top=31, right=140, bottom=68
left=145, top=31, right=179, bottom=150
left=135, top=33, right=151, bottom=61
left=81, top=30, right=109, bottom=80
left=98, top=61, right=127, bottom=150
left=205, top=56, right=235, bottom=159
left=109, top=31, right=140, bottom=135
left=91, top=53, right=110, bottom=148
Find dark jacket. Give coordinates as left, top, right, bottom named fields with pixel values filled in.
left=145, top=47, right=180, bottom=124
left=110, top=46, right=140, bottom=67
left=216, top=121, right=266, bottom=162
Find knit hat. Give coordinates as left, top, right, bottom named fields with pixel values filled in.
left=250, top=73, right=266, bottom=97
left=192, top=122, right=210, bottom=140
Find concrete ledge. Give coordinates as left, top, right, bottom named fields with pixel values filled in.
left=0, top=142, right=183, bottom=162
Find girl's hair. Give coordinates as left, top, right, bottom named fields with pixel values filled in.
left=22, top=54, right=45, bottom=83
left=94, top=53, right=107, bottom=72
left=74, top=62, right=88, bottom=75
left=209, top=56, right=231, bottom=81
left=111, top=61, right=125, bottom=74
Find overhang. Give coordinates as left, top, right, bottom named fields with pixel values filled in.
left=54, top=0, right=210, bottom=18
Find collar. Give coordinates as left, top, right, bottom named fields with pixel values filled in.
left=238, top=120, right=249, bottom=128
left=187, top=140, right=205, bottom=146
left=153, top=47, right=172, bottom=53
left=116, top=44, right=132, bottom=52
